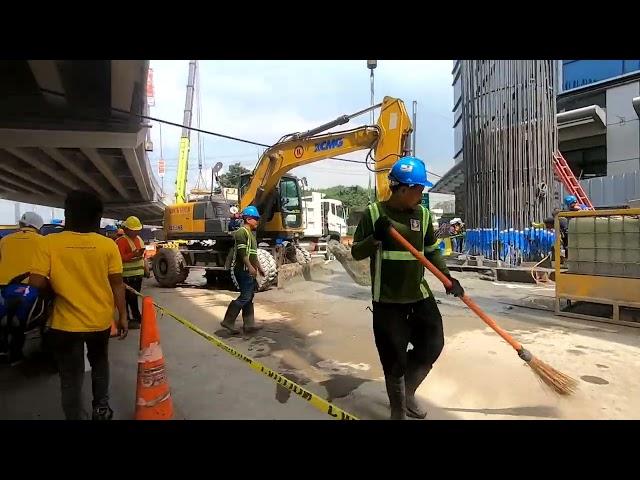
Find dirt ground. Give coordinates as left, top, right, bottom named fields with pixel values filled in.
left=2, top=261, right=639, bottom=420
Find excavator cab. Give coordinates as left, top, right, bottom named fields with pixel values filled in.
left=239, top=173, right=304, bottom=238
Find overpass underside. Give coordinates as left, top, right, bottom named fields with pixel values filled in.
left=0, top=60, right=166, bottom=225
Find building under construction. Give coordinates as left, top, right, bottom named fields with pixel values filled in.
left=433, top=59, right=640, bottom=263
left=462, top=60, right=557, bottom=261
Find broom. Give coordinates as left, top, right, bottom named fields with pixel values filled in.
left=388, top=226, right=578, bottom=396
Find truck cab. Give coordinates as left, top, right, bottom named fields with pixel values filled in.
left=300, top=192, right=348, bottom=258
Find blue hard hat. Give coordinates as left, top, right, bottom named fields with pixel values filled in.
left=564, top=195, right=577, bottom=207
left=105, top=225, right=117, bottom=232
left=242, top=206, right=260, bottom=218
left=389, top=156, right=433, bottom=188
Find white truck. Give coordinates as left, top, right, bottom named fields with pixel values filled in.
left=299, top=192, right=348, bottom=259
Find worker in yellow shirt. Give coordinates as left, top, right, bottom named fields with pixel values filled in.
left=29, top=191, right=128, bottom=420
left=0, top=212, right=45, bottom=365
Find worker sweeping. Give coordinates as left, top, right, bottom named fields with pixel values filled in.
left=115, top=216, right=147, bottom=330
left=351, top=156, right=464, bottom=420
left=0, top=212, right=45, bottom=365
left=220, top=206, right=265, bottom=335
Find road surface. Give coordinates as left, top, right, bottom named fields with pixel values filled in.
left=2, top=262, right=639, bottom=420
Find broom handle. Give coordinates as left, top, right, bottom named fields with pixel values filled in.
left=388, top=226, right=523, bottom=352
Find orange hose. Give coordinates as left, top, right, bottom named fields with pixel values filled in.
left=388, top=226, right=523, bottom=352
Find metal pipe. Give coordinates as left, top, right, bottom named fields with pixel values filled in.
left=291, top=102, right=383, bottom=141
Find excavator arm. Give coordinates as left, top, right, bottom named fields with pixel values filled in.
left=239, top=96, right=412, bottom=210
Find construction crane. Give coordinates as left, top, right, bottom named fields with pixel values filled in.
left=174, top=60, right=198, bottom=204
left=152, top=96, right=413, bottom=290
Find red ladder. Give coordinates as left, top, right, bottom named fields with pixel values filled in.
left=552, top=151, right=594, bottom=210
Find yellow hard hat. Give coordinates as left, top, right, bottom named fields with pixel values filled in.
left=123, top=216, right=143, bottom=231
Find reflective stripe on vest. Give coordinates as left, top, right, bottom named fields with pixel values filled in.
left=234, top=228, right=257, bottom=265
left=122, top=236, right=145, bottom=277
left=242, top=227, right=258, bottom=255
left=369, top=202, right=431, bottom=302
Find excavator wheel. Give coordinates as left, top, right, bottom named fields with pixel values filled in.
left=230, top=248, right=278, bottom=292
left=294, top=245, right=312, bottom=281
left=152, top=248, right=189, bottom=288
left=295, top=245, right=312, bottom=265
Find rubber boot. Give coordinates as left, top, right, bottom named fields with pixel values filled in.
left=404, top=363, right=430, bottom=419
left=384, top=375, right=406, bottom=420
left=221, top=302, right=242, bottom=334
left=242, top=302, right=262, bottom=334
left=92, top=405, right=114, bottom=420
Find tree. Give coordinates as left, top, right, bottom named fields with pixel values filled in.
left=218, top=162, right=250, bottom=188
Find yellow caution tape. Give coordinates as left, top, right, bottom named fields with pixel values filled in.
left=125, top=286, right=358, bottom=420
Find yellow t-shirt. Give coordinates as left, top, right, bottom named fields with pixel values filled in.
left=30, top=231, right=123, bottom=332
left=0, top=228, right=42, bottom=285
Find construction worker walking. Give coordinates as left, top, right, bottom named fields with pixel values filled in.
left=0, top=212, right=45, bottom=365
left=351, top=157, right=464, bottom=420
left=29, top=190, right=128, bottom=420
left=115, top=216, right=146, bottom=330
left=220, top=206, right=265, bottom=335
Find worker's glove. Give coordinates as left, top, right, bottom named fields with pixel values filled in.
left=373, top=216, right=392, bottom=241
left=445, top=275, right=465, bottom=298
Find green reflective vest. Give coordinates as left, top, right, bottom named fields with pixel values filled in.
left=367, top=202, right=439, bottom=303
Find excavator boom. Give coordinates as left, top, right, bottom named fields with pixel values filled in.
left=239, top=96, right=412, bottom=210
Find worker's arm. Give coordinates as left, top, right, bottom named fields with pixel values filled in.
left=235, top=229, right=257, bottom=277
left=29, top=273, right=49, bottom=291
left=28, top=235, right=51, bottom=291
left=107, top=244, right=127, bottom=338
left=351, top=209, right=379, bottom=260
left=109, top=274, right=128, bottom=339
left=116, top=238, right=143, bottom=262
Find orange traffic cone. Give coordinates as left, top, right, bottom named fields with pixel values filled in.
left=135, top=296, right=174, bottom=420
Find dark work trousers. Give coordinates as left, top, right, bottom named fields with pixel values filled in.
left=123, top=276, right=143, bottom=322
left=47, top=328, right=111, bottom=420
left=232, top=269, right=256, bottom=314
left=372, top=295, right=445, bottom=378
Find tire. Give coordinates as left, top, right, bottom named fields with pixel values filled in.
left=295, top=246, right=312, bottom=265
left=230, top=248, right=278, bottom=292
left=152, top=248, right=189, bottom=287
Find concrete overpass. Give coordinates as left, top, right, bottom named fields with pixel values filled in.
left=0, top=60, right=165, bottom=225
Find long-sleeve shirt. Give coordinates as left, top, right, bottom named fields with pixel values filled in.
left=352, top=201, right=449, bottom=303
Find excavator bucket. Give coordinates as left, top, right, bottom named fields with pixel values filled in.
left=326, top=240, right=371, bottom=287
left=276, top=257, right=333, bottom=288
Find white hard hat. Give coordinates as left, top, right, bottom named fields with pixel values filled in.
left=449, top=217, right=463, bottom=225
left=229, top=206, right=239, bottom=214
left=20, top=211, right=44, bottom=230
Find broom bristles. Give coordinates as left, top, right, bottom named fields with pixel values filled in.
left=527, top=356, right=579, bottom=396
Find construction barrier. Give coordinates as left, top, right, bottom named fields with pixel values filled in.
left=135, top=296, right=174, bottom=420
left=125, top=286, right=358, bottom=420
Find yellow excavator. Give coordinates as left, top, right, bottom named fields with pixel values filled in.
left=152, top=95, right=413, bottom=290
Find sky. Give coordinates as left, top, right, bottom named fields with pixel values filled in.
left=0, top=60, right=455, bottom=223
